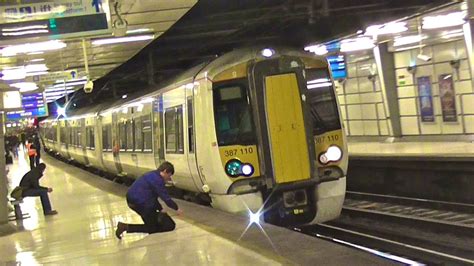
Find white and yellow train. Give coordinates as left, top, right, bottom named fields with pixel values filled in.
left=40, top=47, right=348, bottom=225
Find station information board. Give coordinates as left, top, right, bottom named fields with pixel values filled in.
left=0, top=0, right=111, bottom=43
left=327, top=54, right=347, bottom=80
left=6, top=92, right=49, bottom=120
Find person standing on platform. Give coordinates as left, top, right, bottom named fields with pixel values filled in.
left=26, top=139, right=37, bottom=169
left=115, top=161, right=182, bottom=239
left=33, top=134, right=41, bottom=166
left=19, top=163, right=58, bottom=216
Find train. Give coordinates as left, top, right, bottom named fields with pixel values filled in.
left=40, top=47, right=348, bottom=226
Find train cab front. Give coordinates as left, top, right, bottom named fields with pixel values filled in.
left=249, top=48, right=347, bottom=226
left=211, top=48, right=347, bottom=226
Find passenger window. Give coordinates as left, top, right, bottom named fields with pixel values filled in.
left=142, top=115, right=152, bottom=152
left=127, top=120, right=134, bottom=151
left=119, top=121, right=127, bottom=150
left=187, top=97, right=194, bottom=153
left=102, top=125, right=112, bottom=151
left=165, top=106, right=184, bottom=154
left=134, top=117, right=142, bottom=152
left=86, top=126, right=95, bottom=149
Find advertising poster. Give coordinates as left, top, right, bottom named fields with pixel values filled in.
left=438, top=74, right=457, bottom=122
left=417, top=76, right=434, bottom=122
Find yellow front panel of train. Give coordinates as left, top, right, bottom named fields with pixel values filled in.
left=265, top=73, right=310, bottom=184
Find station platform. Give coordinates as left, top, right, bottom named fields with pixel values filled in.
left=348, top=140, right=474, bottom=160
left=1, top=153, right=396, bottom=265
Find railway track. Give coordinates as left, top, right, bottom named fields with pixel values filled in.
left=299, top=191, right=474, bottom=265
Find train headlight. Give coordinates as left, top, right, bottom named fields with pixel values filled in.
left=241, top=163, right=254, bottom=176
left=225, top=159, right=255, bottom=177
left=319, top=145, right=342, bottom=164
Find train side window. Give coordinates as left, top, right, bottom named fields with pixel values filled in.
left=119, top=121, right=127, bottom=151
left=102, top=125, right=112, bottom=151
left=86, top=126, right=95, bottom=149
left=127, top=119, right=134, bottom=151
left=142, top=115, right=152, bottom=152
left=187, top=97, right=194, bottom=153
left=134, top=117, right=142, bottom=152
left=60, top=126, right=67, bottom=144
left=165, top=106, right=184, bottom=154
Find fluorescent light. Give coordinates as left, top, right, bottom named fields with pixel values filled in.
left=126, top=28, right=152, bottom=34
left=45, top=87, right=75, bottom=93
left=2, top=30, right=49, bottom=36
left=25, top=71, right=49, bottom=77
left=44, top=90, right=75, bottom=97
left=53, top=81, right=87, bottom=87
left=365, top=22, right=407, bottom=36
left=308, top=78, right=331, bottom=84
left=92, top=35, right=154, bottom=45
left=307, top=82, right=332, bottom=89
left=25, top=64, right=48, bottom=72
left=340, top=37, right=375, bottom=52
left=304, top=44, right=328, bottom=55
left=1, top=40, right=66, bottom=56
left=11, top=82, right=38, bottom=92
left=422, top=11, right=466, bottom=29
left=29, top=58, right=45, bottom=62
left=393, top=35, right=427, bottom=47
left=441, top=29, right=464, bottom=39
left=1, top=68, right=26, bottom=80
left=2, top=25, right=48, bottom=32
left=27, top=52, right=44, bottom=55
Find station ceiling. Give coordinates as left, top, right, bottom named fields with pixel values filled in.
left=6, top=0, right=452, bottom=109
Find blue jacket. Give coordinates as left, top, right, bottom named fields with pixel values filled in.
left=126, top=171, right=178, bottom=211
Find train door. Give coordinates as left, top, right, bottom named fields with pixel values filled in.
left=186, top=93, right=205, bottom=192
left=112, top=112, right=124, bottom=174
left=80, top=118, right=90, bottom=166
left=152, top=94, right=165, bottom=168
left=250, top=58, right=315, bottom=186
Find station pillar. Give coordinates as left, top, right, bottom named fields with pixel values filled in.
left=0, top=92, right=10, bottom=226
left=374, top=43, right=402, bottom=137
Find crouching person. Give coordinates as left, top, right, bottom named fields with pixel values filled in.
left=20, top=163, right=58, bottom=216
left=115, top=161, right=183, bottom=239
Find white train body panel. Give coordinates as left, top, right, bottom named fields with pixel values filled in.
left=40, top=47, right=348, bottom=226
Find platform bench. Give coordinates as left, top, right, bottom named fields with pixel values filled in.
left=9, top=198, right=29, bottom=220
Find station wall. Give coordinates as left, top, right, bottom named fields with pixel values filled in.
left=336, top=39, right=474, bottom=138
left=336, top=54, right=391, bottom=136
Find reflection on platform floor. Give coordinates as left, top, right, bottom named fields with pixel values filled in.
left=1, top=152, right=278, bottom=265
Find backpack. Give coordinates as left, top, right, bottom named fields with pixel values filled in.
left=10, top=186, right=24, bottom=200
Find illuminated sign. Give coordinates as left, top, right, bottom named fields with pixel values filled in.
left=327, top=55, right=347, bottom=79
left=0, top=0, right=111, bottom=42
left=6, top=92, right=49, bottom=120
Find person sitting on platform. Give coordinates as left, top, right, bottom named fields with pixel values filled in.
left=19, top=163, right=58, bottom=216
left=115, top=161, right=182, bottom=239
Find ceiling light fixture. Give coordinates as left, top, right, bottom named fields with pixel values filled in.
left=422, top=11, right=466, bottom=29
left=365, top=22, right=407, bottom=36
left=2, top=29, right=49, bottom=36
left=10, top=82, right=38, bottom=92
left=91, top=35, right=154, bottom=45
left=1, top=40, right=66, bottom=56
left=393, top=35, right=427, bottom=47
left=304, top=44, right=328, bottom=55
left=340, top=37, right=375, bottom=52
left=2, top=24, right=48, bottom=32
left=126, top=28, right=151, bottom=34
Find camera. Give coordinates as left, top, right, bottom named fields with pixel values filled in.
left=113, top=19, right=128, bottom=37
left=417, top=54, right=432, bottom=62
left=84, top=80, right=94, bottom=93
left=450, top=59, right=460, bottom=69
